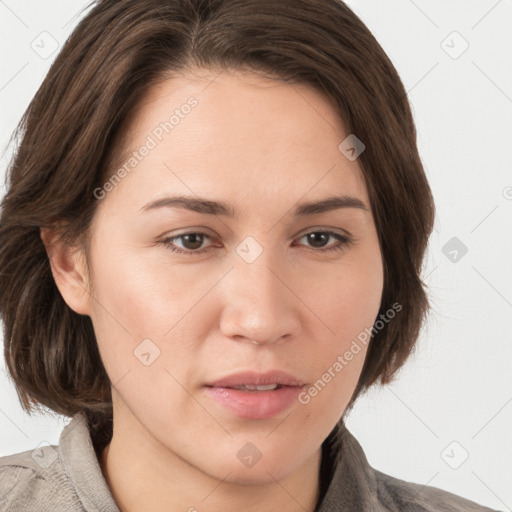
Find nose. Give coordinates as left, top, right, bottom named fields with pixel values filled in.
left=219, top=249, right=301, bottom=346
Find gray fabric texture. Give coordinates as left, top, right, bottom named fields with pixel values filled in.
left=0, top=412, right=502, bottom=511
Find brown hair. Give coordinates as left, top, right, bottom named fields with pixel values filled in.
left=0, top=0, right=435, bottom=453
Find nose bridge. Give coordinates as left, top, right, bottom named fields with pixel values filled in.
left=219, top=238, right=299, bottom=343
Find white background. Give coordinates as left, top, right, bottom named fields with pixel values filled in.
left=0, top=1, right=511, bottom=510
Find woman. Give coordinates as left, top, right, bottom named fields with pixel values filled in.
left=0, top=0, right=500, bottom=510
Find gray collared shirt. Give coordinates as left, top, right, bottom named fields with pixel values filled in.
left=0, top=412, right=502, bottom=511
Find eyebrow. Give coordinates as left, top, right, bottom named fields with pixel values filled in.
left=140, top=194, right=369, bottom=217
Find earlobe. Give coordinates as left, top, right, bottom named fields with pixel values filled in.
left=40, top=227, right=92, bottom=316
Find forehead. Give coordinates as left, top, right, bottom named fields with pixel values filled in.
left=101, top=68, right=370, bottom=216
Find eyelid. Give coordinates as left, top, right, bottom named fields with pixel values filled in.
left=163, top=225, right=352, bottom=242
left=159, top=227, right=353, bottom=256
left=295, top=225, right=352, bottom=239
left=164, top=226, right=216, bottom=237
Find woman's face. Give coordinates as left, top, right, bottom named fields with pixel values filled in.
left=84, top=68, right=383, bottom=483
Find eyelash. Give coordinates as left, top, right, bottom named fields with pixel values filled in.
left=159, top=230, right=353, bottom=256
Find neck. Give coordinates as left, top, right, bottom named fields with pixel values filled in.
left=99, top=421, right=323, bottom=512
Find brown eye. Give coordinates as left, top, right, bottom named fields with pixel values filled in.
left=296, top=231, right=352, bottom=252
left=159, top=229, right=352, bottom=256
left=160, top=232, right=212, bottom=255
left=305, top=232, right=330, bottom=248
left=177, top=233, right=206, bottom=250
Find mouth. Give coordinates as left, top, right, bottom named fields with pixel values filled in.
left=205, top=369, right=305, bottom=389
left=213, top=383, right=285, bottom=391
left=203, top=371, right=306, bottom=419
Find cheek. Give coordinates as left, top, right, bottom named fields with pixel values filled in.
left=300, top=343, right=369, bottom=437
left=87, top=253, right=200, bottom=421
left=87, top=243, right=214, bottom=387
left=89, top=243, right=186, bottom=335
left=299, top=272, right=376, bottom=423
left=301, top=247, right=382, bottom=410
left=312, top=253, right=383, bottom=346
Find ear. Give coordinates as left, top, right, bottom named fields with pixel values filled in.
left=40, top=227, right=92, bottom=316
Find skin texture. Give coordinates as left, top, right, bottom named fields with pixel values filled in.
left=41, top=68, right=384, bottom=512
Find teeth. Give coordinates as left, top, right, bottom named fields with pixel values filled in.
left=232, top=384, right=279, bottom=391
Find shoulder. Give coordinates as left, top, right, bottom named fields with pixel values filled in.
left=0, top=446, right=83, bottom=511
left=372, top=468, right=502, bottom=511
left=326, top=424, right=503, bottom=512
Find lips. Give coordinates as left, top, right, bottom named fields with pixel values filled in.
left=203, top=371, right=306, bottom=419
left=203, top=370, right=306, bottom=419
left=205, top=370, right=305, bottom=389
left=229, top=383, right=281, bottom=391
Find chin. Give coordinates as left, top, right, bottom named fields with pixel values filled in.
left=200, top=448, right=304, bottom=485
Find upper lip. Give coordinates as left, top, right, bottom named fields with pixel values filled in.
left=206, top=370, right=305, bottom=388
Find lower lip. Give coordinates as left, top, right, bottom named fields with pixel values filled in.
left=203, top=385, right=303, bottom=419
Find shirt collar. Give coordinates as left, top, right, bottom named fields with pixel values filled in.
left=316, top=420, right=380, bottom=511
left=59, top=412, right=121, bottom=512
left=59, top=413, right=377, bottom=512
